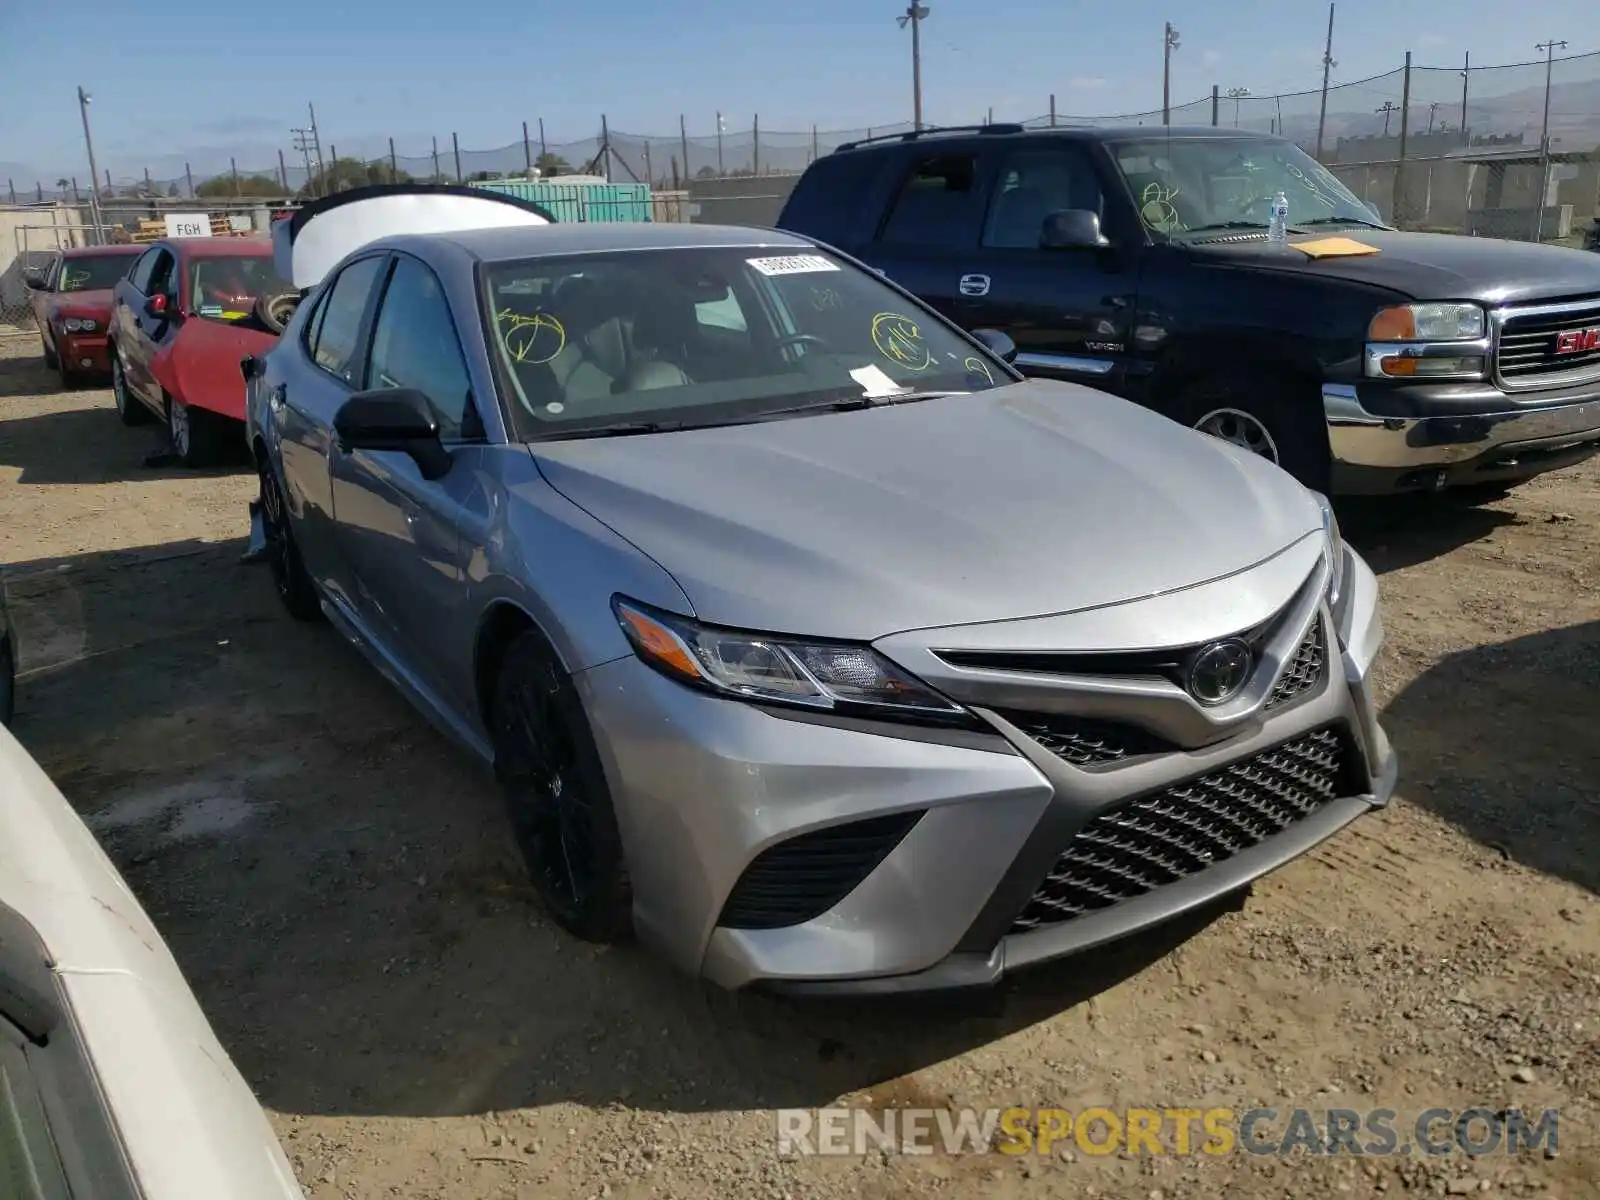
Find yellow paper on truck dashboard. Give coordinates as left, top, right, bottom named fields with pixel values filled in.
left=1295, top=236, right=1381, bottom=259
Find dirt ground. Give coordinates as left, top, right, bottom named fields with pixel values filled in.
left=0, top=336, right=1596, bottom=1200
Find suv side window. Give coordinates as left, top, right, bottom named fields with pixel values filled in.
left=878, top=152, right=983, bottom=248
left=311, top=256, right=387, bottom=384
left=128, top=247, right=161, bottom=294
left=983, top=146, right=1105, bottom=250
left=365, top=255, right=478, bottom=439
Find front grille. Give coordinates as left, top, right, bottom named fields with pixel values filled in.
left=717, top=811, right=923, bottom=930
left=1264, top=621, right=1325, bottom=711
left=1007, top=728, right=1351, bottom=933
left=1496, top=301, right=1600, bottom=387
left=995, top=711, right=1170, bottom=767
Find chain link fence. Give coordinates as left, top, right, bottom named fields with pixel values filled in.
left=8, top=46, right=1598, bottom=334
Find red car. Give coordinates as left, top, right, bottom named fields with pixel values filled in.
left=109, top=237, right=295, bottom=466
left=25, top=244, right=144, bottom=387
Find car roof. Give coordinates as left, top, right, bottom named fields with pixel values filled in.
left=61, top=244, right=143, bottom=258
left=383, top=221, right=817, bottom=263
left=832, top=123, right=1278, bottom=154
left=164, top=237, right=273, bottom=259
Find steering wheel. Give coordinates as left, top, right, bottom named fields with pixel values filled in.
left=772, top=333, right=831, bottom=353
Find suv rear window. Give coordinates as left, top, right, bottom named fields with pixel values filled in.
left=778, top=152, right=885, bottom=246
left=878, top=153, right=982, bottom=249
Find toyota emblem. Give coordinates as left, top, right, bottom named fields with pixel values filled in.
left=1187, top=639, right=1254, bottom=706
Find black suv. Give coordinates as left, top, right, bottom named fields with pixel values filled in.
left=777, top=124, right=1600, bottom=495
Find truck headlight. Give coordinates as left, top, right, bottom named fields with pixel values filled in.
left=1364, top=303, right=1487, bottom=380
left=63, top=317, right=98, bottom=333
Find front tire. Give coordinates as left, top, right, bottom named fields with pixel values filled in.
left=490, top=632, right=632, bottom=943
left=1173, top=371, right=1330, bottom=492
left=111, top=355, right=151, bottom=426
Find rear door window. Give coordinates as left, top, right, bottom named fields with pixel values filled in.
left=877, top=152, right=984, bottom=249
left=310, top=256, right=387, bottom=384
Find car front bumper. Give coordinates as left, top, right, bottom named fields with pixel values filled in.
left=57, top=333, right=112, bottom=374
left=577, top=534, right=1396, bottom=994
left=1324, top=382, right=1600, bottom=495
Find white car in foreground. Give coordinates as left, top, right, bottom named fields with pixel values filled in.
left=0, top=720, right=303, bottom=1199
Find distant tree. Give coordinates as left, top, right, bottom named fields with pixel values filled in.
left=695, top=165, right=718, bottom=179
left=296, top=157, right=415, bottom=199
left=55, top=177, right=69, bottom=197
left=535, top=152, right=570, bottom=177
left=196, top=173, right=285, bottom=198
left=166, top=182, right=181, bottom=197
left=467, top=169, right=499, bottom=182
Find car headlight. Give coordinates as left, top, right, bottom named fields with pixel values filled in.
left=1364, top=302, right=1486, bottom=380
left=63, top=317, right=98, bottom=333
left=1310, top=490, right=1346, bottom=612
left=613, top=597, right=972, bottom=724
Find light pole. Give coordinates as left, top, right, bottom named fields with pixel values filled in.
left=898, top=3, right=929, bottom=131
left=1534, top=38, right=1568, bottom=242
left=76, top=86, right=105, bottom=245
left=1162, top=23, right=1180, bottom=125
left=1314, top=3, right=1337, bottom=159
left=1225, top=86, right=1249, bottom=128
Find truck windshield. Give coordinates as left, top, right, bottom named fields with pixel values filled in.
left=1110, top=137, right=1384, bottom=238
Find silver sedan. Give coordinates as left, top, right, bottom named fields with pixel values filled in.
left=246, top=199, right=1396, bottom=993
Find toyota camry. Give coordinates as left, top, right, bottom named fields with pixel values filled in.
left=243, top=185, right=1397, bottom=993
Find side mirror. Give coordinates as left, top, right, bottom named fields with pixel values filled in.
left=23, top=269, right=47, bottom=291
left=144, top=293, right=169, bottom=318
left=333, top=388, right=452, bottom=480
left=971, top=328, right=1018, bottom=364
left=1040, top=209, right=1111, bottom=250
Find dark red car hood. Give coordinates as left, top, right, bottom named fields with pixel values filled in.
left=47, top=288, right=115, bottom=320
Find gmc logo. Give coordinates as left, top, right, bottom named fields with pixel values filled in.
left=1554, top=327, right=1600, bottom=355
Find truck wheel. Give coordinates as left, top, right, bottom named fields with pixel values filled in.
left=1174, top=371, right=1330, bottom=492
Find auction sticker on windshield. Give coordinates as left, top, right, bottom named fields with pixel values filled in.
left=747, top=254, right=840, bottom=276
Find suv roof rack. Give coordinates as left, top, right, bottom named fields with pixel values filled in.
left=833, top=122, right=1027, bottom=153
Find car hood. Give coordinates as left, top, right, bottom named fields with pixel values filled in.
left=1194, top=229, right=1600, bottom=306
left=47, top=288, right=115, bottom=319
left=531, top=379, right=1322, bottom=640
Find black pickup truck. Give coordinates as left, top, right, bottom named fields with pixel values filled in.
left=776, top=124, right=1600, bottom=495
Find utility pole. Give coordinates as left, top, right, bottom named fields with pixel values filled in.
left=1426, top=101, right=1440, bottom=134
left=307, top=103, right=326, bottom=184
left=292, top=126, right=316, bottom=195
left=1376, top=100, right=1399, bottom=137
left=76, top=86, right=105, bottom=244
left=1314, top=3, right=1336, bottom=159
left=1162, top=23, right=1180, bottom=125
left=1534, top=38, right=1567, bottom=241
left=1226, top=86, right=1250, bottom=128
left=897, top=3, right=929, bottom=131
left=1459, top=52, right=1470, bottom=144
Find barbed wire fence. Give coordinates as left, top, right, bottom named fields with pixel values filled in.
left=5, top=45, right=1599, bottom=333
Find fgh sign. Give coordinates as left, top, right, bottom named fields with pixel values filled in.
left=164, top=213, right=212, bottom=238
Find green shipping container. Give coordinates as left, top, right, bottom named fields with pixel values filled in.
left=470, top=178, right=654, bottom=223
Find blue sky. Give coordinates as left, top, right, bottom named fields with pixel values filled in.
left=1, top=0, right=1594, bottom=185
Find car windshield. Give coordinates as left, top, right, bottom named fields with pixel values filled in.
left=484, top=246, right=1007, bottom=436
left=56, top=254, right=133, bottom=292
left=189, top=255, right=294, bottom=323
left=1110, top=136, right=1385, bottom=238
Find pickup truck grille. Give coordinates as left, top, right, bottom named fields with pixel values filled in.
left=1496, top=300, right=1600, bottom=390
